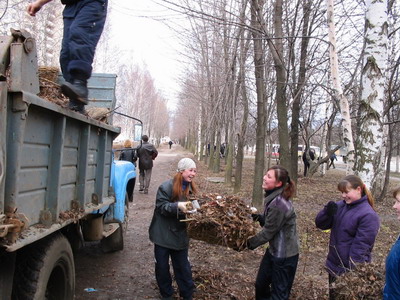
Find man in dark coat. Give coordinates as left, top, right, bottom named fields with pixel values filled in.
left=28, top=0, right=108, bottom=113
left=137, top=135, right=158, bottom=194
left=119, top=140, right=137, bottom=201
left=302, top=148, right=315, bottom=177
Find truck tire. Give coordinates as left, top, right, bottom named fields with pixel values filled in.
left=12, top=234, right=75, bottom=300
left=101, top=193, right=129, bottom=252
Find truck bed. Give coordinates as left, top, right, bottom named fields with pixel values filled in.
left=1, top=89, right=120, bottom=251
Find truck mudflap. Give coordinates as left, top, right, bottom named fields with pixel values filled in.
left=110, top=160, right=136, bottom=223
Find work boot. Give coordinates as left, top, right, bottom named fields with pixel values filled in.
left=68, top=99, right=86, bottom=114
left=61, top=79, right=89, bottom=105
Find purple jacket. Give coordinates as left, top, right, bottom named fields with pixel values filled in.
left=315, top=196, right=380, bottom=275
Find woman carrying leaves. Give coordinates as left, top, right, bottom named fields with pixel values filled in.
left=315, top=175, right=380, bottom=299
left=149, top=158, right=198, bottom=300
left=247, top=165, right=299, bottom=300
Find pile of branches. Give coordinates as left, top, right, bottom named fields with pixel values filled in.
left=333, top=262, right=385, bottom=299
left=38, top=66, right=68, bottom=107
left=187, top=193, right=257, bottom=251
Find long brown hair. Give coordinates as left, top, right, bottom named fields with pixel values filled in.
left=393, top=186, right=400, bottom=198
left=337, top=175, right=375, bottom=209
left=268, top=165, right=295, bottom=199
left=171, top=172, right=198, bottom=202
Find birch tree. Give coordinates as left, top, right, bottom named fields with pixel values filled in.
left=326, top=0, right=355, bottom=173
left=355, top=0, right=388, bottom=200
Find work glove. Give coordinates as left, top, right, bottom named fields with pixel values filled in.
left=246, top=237, right=257, bottom=250
left=251, top=214, right=265, bottom=227
left=326, top=201, right=338, bottom=217
left=177, top=201, right=191, bottom=213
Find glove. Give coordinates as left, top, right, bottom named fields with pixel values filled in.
left=252, top=214, right=265, bottom=227
left=246, top=237, right=257, bottom=250
left=326, top=201, right=338, bottom=217
left=177, top=201, right=190, bottom=213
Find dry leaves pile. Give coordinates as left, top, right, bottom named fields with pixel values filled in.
left=38, top=66, right=68, bottom=107
left=333, top=262, right=385, bottom=299
left=191, top=266, right=253, bottom=300
left=187, top=194, right=258, bottom=251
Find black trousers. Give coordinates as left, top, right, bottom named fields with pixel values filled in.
left=255, top=250, right=299, bottom=300
left=154, top=244, right=194, bottom=300
left=328, top=273, right=337, bottom=300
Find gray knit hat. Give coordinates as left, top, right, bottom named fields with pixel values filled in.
left=177, top=158, right=196, bottom=172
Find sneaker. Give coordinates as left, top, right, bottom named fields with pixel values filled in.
left=61, top=79, right=89, bottom=105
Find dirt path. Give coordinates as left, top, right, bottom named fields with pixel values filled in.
left=74, top=144, right=191, bottom=300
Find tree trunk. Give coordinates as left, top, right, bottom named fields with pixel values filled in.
left=234, top=29, right=251, bottom=193
left=268, top=0, right=290, bottom=170
left=356, top=0, right=388, bottom=200
left=326, top=0, right=355, bottom=173
left=290, top=0, right=312, bottom=180
left=251, top=0, right=267, bottom=206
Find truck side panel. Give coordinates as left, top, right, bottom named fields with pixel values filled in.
left=4, top=91, right=118, bottom=229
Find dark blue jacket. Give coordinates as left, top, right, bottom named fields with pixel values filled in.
left=315, top=196, right=380, bottom=275
left=384, top=236, right=400, bottom=299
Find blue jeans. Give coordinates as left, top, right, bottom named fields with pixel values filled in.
left=255, top=250, right=299, bottom=300
left=154, top=244, right=194, bottom=299
left=61, top=0, right=107, bottom=82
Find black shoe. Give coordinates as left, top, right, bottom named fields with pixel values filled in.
left=139, top=188, right=144, bottom=192
left=61, top=79, right=89, bottom=105
left=68, top=99, right=86, bottom=114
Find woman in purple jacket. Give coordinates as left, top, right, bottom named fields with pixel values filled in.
left=315, top=175, right=380, bottom=299
left=383, top=187, right=400, bottom=299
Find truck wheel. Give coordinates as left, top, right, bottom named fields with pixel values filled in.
left=101, top=193, right=128, bottom=252
left=12, top=234, right=75, bottom=300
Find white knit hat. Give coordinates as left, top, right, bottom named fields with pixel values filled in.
left=177, top=158, right=196, bottom=172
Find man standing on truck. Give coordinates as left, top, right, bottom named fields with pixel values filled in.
left=27, top=0, right=108, bottom=113
left=137, top=135, right=158, bottom=194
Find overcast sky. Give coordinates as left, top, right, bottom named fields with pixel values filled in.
left=106, top=0, right=186, bottom=108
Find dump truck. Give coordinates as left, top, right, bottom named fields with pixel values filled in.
left=0, top=30, right=139, bottom=299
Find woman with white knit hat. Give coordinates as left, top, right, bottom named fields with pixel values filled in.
left=149, top=157, right=198, bottom=300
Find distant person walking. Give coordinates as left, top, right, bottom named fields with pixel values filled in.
left=119, top=139, right=137, bottom=201
left=168, top=140, right=173, bottom=149
left=137, top=135, right=158, bottom=194
left=315, top=175, right=380, bottom=300
left=328, top=153, right=337, bottom=169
